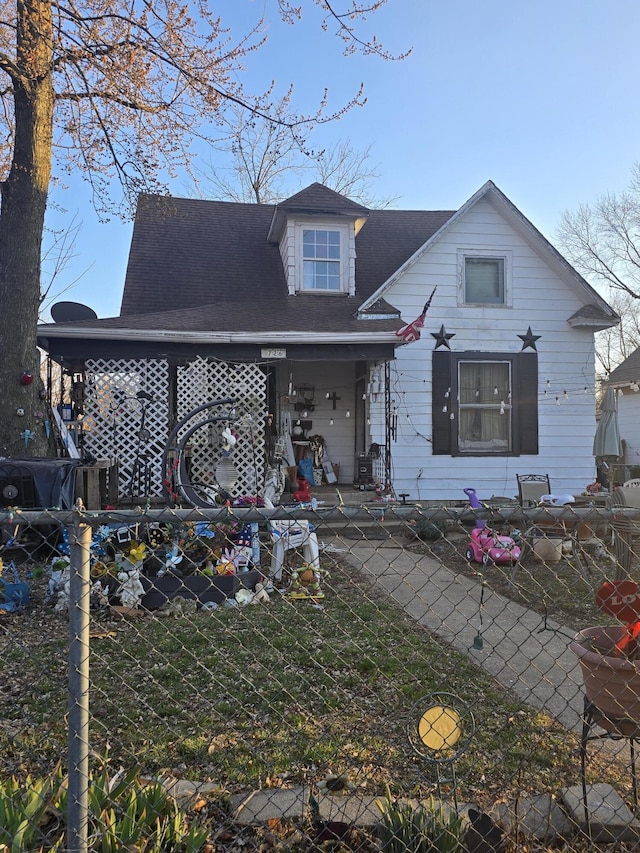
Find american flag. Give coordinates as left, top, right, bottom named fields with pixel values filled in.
left=395, top=287, right=436, bottom=343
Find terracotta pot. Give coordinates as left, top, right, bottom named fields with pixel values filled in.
left=570, top=626, right=640, bottom=723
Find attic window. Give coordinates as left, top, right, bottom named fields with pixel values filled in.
left=295, top=223, right=349, bottom=293
left=458, top=249, right=512, bottom=306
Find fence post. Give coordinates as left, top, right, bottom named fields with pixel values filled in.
left=67, top=515, right=92, bottom=853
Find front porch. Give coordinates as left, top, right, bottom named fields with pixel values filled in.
left=42, top=353, right=393, bottom=508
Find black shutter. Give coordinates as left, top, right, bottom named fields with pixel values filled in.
left=517, top=352, right=538, bottom=455
left=432, top=351, right=452, bottom=455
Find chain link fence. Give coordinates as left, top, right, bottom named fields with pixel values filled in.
left=2, top=501, right=640, bottom=850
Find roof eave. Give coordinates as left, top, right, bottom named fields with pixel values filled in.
left=567, top=315, right=620, bottom=332
left=37, top=326, right=401, bottom=345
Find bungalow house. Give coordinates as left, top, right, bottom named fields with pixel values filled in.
left=37, top=181, right=618, bottom=504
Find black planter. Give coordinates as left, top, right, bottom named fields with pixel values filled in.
left=141, top=569, right=261, bottom=610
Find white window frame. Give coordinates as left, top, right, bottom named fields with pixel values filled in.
left=457, top=248, right=512, bottom=307
left=295, top=221, right=350, bottom=293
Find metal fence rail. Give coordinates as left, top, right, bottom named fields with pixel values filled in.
left=1, top=502, right=640, bottom=851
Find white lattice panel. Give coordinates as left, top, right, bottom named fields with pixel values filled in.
left=83, top=359, right=170, bottom=500
left=177, top=358, right=267, bottom=499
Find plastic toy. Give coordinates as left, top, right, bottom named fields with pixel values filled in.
left=293, top=476, right=312, bottom=503
left=463, top=488, right=521, bottom=566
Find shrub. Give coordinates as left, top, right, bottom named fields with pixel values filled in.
left=376, top=790, right=466, bottom=853
left=412, top=518, right=448, bottom=541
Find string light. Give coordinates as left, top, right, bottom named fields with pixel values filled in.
left=329, top=418, right=334, bottom=426
left=345, top=410, right=351, bottom=418
left=445, top=388, right=450, bottom=398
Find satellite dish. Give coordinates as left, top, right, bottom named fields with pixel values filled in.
left=50, top=301, right=98, bottom=322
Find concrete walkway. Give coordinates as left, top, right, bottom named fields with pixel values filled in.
left=326, top=534, right=587, bottom=734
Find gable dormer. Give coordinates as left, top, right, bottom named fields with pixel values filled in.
left=267, top=183, right=369, bottom=296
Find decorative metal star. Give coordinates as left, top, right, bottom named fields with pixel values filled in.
left=518, top=326, right=541, bottom=351
left=431, top=325, right=455, bottom=350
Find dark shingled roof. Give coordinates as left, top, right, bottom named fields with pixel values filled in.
left=104, top=189, right=455, bottom=333
left=607, top=349, right=640, bottom=386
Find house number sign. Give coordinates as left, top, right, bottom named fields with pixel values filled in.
left=261, top=348, right=287, bottom=359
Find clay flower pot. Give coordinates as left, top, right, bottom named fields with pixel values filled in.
left=570, top=626, right=640, bottom=723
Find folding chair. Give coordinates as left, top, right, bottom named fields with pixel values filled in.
left=516, top=473, right=551, bottom=507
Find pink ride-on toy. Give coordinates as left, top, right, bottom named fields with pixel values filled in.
left=463, top=488, right=521, bottom=566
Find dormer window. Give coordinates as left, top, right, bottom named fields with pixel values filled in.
left=303, top=229, right=341, bottom=290
left=269, top=184, right=366, bottom=297
left=294, top=221, right=351, bottom=294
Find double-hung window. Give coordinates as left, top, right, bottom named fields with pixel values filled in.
left=303, top=229, right=341, bottom=291
left=458, top=360, right=512, bottom=452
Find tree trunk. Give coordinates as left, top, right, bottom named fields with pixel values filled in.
left=0, top=0, right=54, bottom=457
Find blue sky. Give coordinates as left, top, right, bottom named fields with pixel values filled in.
left=43, top=0, right=640, bottom=319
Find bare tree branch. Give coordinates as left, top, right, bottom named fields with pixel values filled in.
left=0, top=0, right=409, bottom=454
left=558, top=163, right=640, bottom=301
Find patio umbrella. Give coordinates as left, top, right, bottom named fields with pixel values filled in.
left=593, top=387, right=623, bottom=460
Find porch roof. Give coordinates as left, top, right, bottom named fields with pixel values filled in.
left=39, top=296, right=403, bottom=337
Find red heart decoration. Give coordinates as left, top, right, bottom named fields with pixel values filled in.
left=596, top=580, right=640, bottom=624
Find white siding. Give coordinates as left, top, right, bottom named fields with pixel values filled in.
left=279, top=222, right=296, bottom=295
left=378, top=197, right=599, bottom=502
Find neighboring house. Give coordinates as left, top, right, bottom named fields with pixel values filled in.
left=38, top=181, right=618, bottom=503
left=603, top=351, right=640, bottom=478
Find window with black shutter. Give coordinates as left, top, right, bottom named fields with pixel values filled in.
left=432, top=351, right=538, bottom=456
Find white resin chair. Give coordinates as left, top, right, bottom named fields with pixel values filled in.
left=269, top=520, right=320, bottom=581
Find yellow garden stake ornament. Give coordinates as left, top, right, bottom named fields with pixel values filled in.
left=418, top=706, right=462, bottom=752
left=406, top=693, right=474, bottom=813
